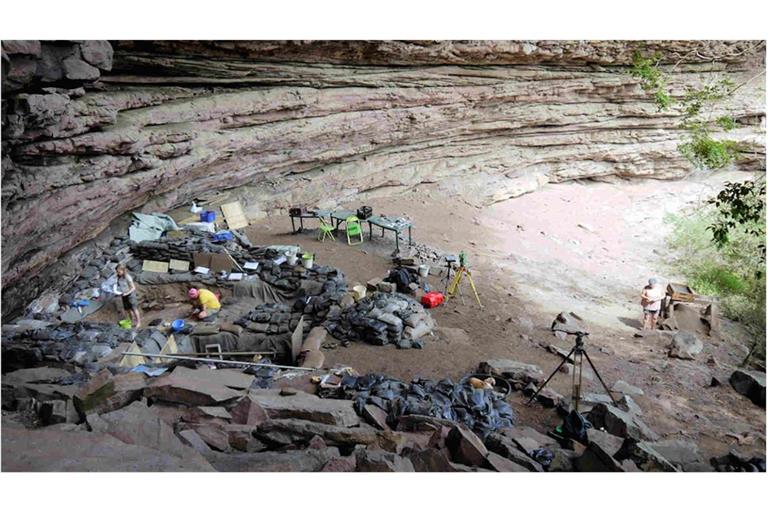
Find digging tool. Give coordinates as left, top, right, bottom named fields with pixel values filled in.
left=121, top=352, right=316, bottom=371
left=221, top=247, right=245, bottom=273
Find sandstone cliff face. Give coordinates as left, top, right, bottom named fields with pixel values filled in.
left=1, top=40, right=765, bottom=318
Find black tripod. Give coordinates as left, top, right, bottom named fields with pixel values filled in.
left=527, top=331, right=618, bottom=412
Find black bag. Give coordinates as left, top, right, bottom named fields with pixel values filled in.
left=357, top=206, right=373, bottom=219
left=562, top=410, right=592, bottom=444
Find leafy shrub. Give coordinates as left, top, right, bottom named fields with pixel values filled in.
left=666, top=204, right=766, bottom=363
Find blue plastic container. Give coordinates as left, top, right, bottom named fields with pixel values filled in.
left=171, top=319, right=185, bottom=332
left=213, top=230, right=234, bottom=242
left=200, top=211, right=216, bottom=223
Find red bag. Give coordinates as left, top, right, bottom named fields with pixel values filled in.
left=421, top=291, right=445, bottom=309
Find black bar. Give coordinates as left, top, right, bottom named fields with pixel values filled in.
left=527, top=345, right=577, bottom=405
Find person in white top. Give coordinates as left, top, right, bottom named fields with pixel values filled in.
left=640, top=277, right=664, bottom=330
left=116, top=264, right=141, bottom=328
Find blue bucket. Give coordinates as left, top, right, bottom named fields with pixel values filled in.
left=171, top=319, right=185, bottom=332
left=200, top=211, right=216, bottom=223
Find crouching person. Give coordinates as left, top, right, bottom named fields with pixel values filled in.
left=188, top=288, right=221, bottom=322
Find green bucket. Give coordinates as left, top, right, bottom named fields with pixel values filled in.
left=118, top=319, right=132, bottom=330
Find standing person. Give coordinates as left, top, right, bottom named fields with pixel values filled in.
left=188, top=288, right=221, bottom=322
left=640, top=277, right=664, bottom=330
left=116, top=264, right=141, bottom=328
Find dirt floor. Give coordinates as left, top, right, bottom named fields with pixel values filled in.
left=95, top=169, right=765, bottom=460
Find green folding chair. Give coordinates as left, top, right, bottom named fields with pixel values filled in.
left=345, top=215, right=364, bottom=245
left=317, top=217, right=335, bottom=242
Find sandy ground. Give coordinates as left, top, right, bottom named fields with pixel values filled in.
left=97, top=169, right=764, bottom=459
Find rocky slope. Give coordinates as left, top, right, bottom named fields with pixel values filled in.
left=1, top=40, right=765, bottom=318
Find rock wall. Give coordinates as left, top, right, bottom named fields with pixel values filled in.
left=1, top=40, right=766, bottom=318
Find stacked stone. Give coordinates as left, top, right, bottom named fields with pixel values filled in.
left=129, top=231, right=253, bottom=264
left=59, top=236, right=133, bottom=306
left=232, top=304, right=311, bottom=361
left=1, top=321, right=136, bottom=371
left=325, top=292, right=435, bottom=349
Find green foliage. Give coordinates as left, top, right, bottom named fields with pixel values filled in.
left=666, top=203, right=766, bottom=363
left=630, top=52, right=670, bottom=111
left=708, top=179, right=766, bottom=264
left=679, top=79, right=733, bottom=121
left=678, top=133, right=739, bottom=170
left=628, top=52, right=742, bottom=169
left=716, top=115, right=737, bottom=131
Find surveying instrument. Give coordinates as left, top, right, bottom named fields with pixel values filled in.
left=445, top=251, right=482, bottom=307
left=527, top=326, right=617, bottom=413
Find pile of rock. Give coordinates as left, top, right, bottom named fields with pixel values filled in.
left=43, top=237, right=134, bottom=313
left=325, top=292, right=435, bottom=349
left=328, top=373, right=515, bottom=439
left=1, top=320, right=136, bottom=371
left=3, top=352, right=765, bottom=472
left=231, top=303, right=310, bottom=361
left=129, top=231, right=255, bottom=268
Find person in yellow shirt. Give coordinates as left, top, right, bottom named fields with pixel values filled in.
left=188, top=288, right=221, bottom=321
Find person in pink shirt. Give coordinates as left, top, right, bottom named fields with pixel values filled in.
left=640, top=277, right=665, bottom=330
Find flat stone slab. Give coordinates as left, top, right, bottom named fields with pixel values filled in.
left=498, top=425, right=556, bottom=455
left=587, top=403, right=658, bottom=441
left=90, top=401, right=211, bottom=465
left=611, top=380, right=644, bottom=396
left=247, top=389, right=359, bottom=427
left=478, top=359, right=543, bottom=383
left=206, top=447, right=340, bottom=472
left=356, top=449, right=415, bottom=472
left=256, top=418, right=379, bottom=447
left=145, top=367, right=246, bottom=406
left=1, top=426, right=213, bottom=471
left=646, top=439, right=703, bottom=467
left=3, top=367, right=71, bottom=385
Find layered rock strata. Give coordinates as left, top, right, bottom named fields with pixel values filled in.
left=2, top=40, right=765, bottom=318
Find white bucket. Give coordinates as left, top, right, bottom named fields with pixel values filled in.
left=418, top=265, right=430, bottom=278
left=302, top=254, right=314, bottom=269
left=286, top=252, right=298, bottom=266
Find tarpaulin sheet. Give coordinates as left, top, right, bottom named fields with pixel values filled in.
left=129, top=212, right=179, bottom=242
left=231, top=279, right=294, bottom=305
left=191, top=331, right=292, bottom=362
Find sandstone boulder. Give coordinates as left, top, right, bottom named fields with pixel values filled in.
left=247, top=389, right=359, bottom=427
left=446, top=424, right=488, bottom=466
left=1, top=427, right=213, bottom=471
left=586, top=403, right=658, bottom=441
left=254, top=418, right=378, bottom=448
left=409, top=448, right=457, bottom=472
left=615, top=438, right=679, bottom=472
left=574, top=441, right=624, bottom=472
left=484, top=433, right=543, bottom=471
left=144, top=367, right=248, bottom=406
left=478, top=358, right=543, bottom=384
left=668, top=331, right=703, bottom=360
left=355, top=448, right=415, bottom=472
left=729, top=369, right=766, bottom=407
left=73, top=369, right=146, bottom=417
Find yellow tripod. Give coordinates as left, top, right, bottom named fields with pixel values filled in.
left=446, top=264, right=482, bottom=307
